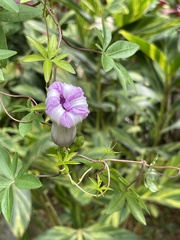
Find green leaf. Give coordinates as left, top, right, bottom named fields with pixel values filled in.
left=48, top=34, right=58, bottom=59
left=0, top=26, right=8, bottom=67
left=52, top=59, right=75, bottom=74
left=43, top=59, right=53, bottom=82
left=26, top=36, right=47, bottom=58
left=120, top=30, right=167, bottom=71
left=0, top=4, right=42, bottom=22
left=102, top=21, right=112, bottom=51
left=0, top=0, right=19, bottom=13
left=126, top=194, right=146, bottom=225
left=0, top=176, right=14, bottom=191
left=0, top=49, right=17, bottom=60
left=0, top=146, right=13, bottom=179
left=30, top=103, right=46, bottom=111
left=10, top=152, right=18, bottom=177
left=52, top=54, right=68, bottom=62
left=34, top=226, right=76, bottom=240
left=101, top=53, right=115, bottom=72
left=94, top=27, right=103, bottom=46
left=168, top=54, right=180, bottom=78
left=117, top=63, right=136, bottom=92
left=15, top=174, right=42, bottom=189
left=106, top=40, right=139, bottom=59
left=19, top=112, right=34, bottom=137
left=142, top=187, right=180, bottom=209
left=1, top=186, right=13, bottom=222
left=23, top=54, right=45, bottom=62
left=115, top=0, right=154, bottom=27
left=85, top=225, right=142, bottom=240
left=10, top=186, right=31, bottom=238
left=106, top=192, right=126, bottom=214
left=60, top=0, right=93, bottom=23
left=114, top=63, right=136, bottom=96
left=0, top=69, right=4, bottom=81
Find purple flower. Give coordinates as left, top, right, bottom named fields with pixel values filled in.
left=45, top=81, right=89, bottom=146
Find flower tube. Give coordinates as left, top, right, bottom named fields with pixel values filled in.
left=45, top=81, right=89, bottom=146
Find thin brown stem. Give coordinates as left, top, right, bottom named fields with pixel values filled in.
left=62, top=36, right=102, bottom=54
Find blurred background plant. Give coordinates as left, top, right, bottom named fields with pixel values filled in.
left=0, top=0, right=180, bottom=239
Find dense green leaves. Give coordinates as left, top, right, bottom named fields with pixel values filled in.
left=0, top=0, right=19, bottom=13
left=0, top=0, right=180, bottom=239
left=120, top=30, right=167, bottom=71
left=0, top=4, right=42, bottom=22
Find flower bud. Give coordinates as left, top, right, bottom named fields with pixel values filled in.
left=51, top=122, right=76, bottom=147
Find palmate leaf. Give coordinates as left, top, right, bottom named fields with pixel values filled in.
left=120, top=30, right=167, bottom=71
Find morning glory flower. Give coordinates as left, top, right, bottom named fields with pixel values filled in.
left=45, top=81, right=89, bottom=146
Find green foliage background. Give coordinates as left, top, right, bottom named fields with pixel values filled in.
left=0, top=0, right=180, bottom=239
